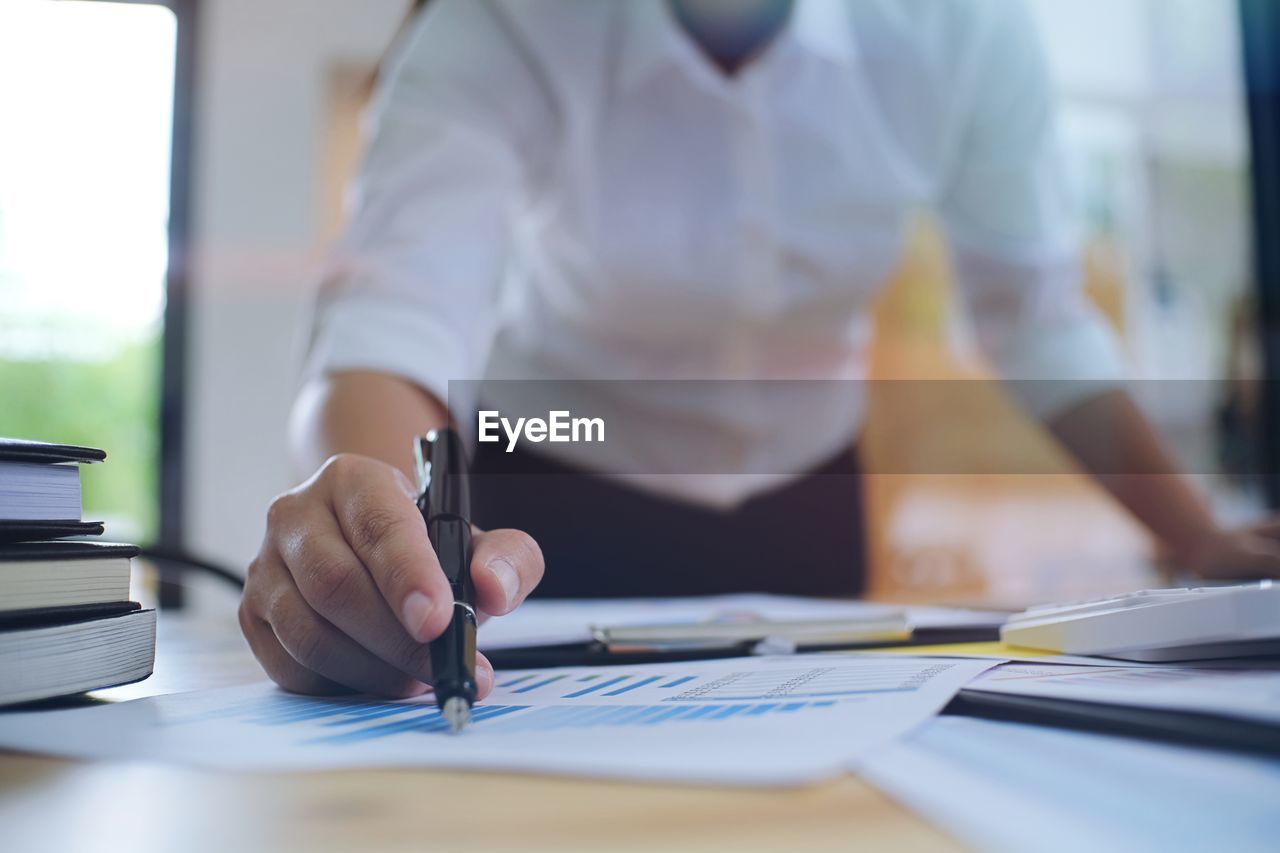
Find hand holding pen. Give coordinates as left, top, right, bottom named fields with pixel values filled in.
left=240, top=436, right=544, bottom=702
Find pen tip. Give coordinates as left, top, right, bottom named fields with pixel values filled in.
left=442, top=697, right=472, bottom=734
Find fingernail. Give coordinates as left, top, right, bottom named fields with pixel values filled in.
left=401, top=591, right=435, bottom=642
left=488, top=558, right=520, bottom=608
left=476, top=662, right=494, bottom=695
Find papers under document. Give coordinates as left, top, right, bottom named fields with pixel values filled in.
left=858, top=715, right=1280, bottom=853
left=478, top=593, right=1006, bottom=652
left=0, top=654, right=996, bottom=785
left=967, top=661, right=1280, bottom=726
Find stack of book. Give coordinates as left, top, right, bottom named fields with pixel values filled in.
left=0, top=438, right=155, bottom=706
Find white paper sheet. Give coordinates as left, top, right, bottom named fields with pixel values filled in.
left=0, top=655, right=994, bottom=785
left=968, top=661, right=1280, bottom=724
left=871, top=649, right=1169, bottom=666
left=478, top=594, right=1006, bottom=650
left=857, top=715, right=1280, bottom=853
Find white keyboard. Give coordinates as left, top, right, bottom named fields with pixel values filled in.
left=1000, top=582, right=1280, bottom=662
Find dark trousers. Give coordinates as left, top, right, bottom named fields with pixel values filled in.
left=471, top=443, right=866, bottom=599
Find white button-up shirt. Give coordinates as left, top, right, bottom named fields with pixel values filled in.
left=308, top=0, right=1124, bottom=507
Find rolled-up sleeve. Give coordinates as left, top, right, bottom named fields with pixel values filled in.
left=305, top=0, right=552, bottom=415
left=938, top=0, right=1127, bottom=420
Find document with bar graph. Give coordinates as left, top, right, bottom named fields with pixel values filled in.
left=0, top=654, right=996, bottom=785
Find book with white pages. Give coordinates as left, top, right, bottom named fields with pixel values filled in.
left=0, top=461, right=81, bottom=521
left=0, top=606, right=156, bottom=706
left=0, top=541, right=138, bottom=614
left=0, top=438, right=106, bottom=541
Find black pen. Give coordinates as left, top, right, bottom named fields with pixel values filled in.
left=415, top=428, right=478, bottom=733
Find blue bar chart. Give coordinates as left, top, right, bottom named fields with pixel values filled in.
left=498, top=660, right=946, bottom=702
left=168, top=687, right=848, bottom=744
left=309, top=699, right=842, bottom=744
left=0, top=655, right=995, bottom=780
left=161, top=660, right=951, bottom=747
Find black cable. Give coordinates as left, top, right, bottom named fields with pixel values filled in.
left=138, top=546, right=245, bottom=590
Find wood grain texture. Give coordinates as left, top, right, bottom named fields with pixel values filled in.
left=0, top=753, right=965, bottom=853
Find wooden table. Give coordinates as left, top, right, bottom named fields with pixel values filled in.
left=0, top=607, right=967, bottom=853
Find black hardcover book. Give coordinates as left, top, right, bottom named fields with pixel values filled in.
left=0, top=601, right=142, bottom=630
left=0, top=520, right=106, bottom=544
left=0, top=439, right=106, bottom=465
left=0, top=438, right=104, bottom=529
left=0, top=541, right=140, bottom=614
left=0, top=606, right=156, bottom=706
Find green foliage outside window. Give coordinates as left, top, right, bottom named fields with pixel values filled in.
left=0, top=337, right=160, bottom=541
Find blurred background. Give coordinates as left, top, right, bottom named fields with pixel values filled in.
left=1, top=0, right=1277, bottom=607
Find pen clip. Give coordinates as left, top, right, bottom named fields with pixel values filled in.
left=413, top=435, right=433, bottom=500
left=415, top=429, right=471, bottom=525
left=414, top=429, right=474, bottom=594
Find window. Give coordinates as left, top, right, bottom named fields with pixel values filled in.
left=870, top=0, right=1265, bottom=603
left=1029, top=0, right=1259, bottom=494
left=0, top=0, right=178, bottom=541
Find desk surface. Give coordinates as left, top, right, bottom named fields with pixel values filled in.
left=0, top=605, right=966, bottom=853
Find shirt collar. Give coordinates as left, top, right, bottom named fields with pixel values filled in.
left=619, top=0, right=858, bottom=93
